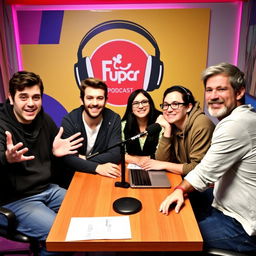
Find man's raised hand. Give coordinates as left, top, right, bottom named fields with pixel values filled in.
left=52, top=127, right=84, bottom=157
left=5, top=131, right=35, bottom=163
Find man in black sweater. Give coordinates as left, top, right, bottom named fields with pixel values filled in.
left=0, top=71, right=83, bottom=256
left=61, top=78, right=121, bottom=187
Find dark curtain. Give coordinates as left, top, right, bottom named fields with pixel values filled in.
left=0, top=1, right=18, bottom=103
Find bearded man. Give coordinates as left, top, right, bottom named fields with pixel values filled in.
left=61, top=78, right=121, bottom=187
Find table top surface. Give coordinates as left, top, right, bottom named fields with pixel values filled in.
left=46, top=171, right=203, bottom=252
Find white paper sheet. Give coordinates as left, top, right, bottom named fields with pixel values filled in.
left=65, top=216, right=132, bottom=241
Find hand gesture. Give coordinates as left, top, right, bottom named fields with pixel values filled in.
left=52, top=127, right=84, bottom=157
left=95, top=163, right=121, bottom=178
left=159, top=189, right=184, bottom=215
left=5, top=131, right=35, bottom=163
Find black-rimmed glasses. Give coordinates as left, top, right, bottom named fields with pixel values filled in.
left=132, top=100, right=149, bottom=108
left=160, top=102, right=185, bottom=110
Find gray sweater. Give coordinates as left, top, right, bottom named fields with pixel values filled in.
left=185, top=105, right=256, bottom=235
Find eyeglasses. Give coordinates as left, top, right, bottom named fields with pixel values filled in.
left=132, top=100, right=149, bottom=108
left=160, top=102, right=185, bottom=110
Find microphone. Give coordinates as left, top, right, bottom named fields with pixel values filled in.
left=147, top=122, right=162, bottom=134
left=87, top=123, right=161, bottom=160
left=127, top=123, right=162, bottom=141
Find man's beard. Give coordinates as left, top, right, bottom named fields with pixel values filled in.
left=84, top=104, right=104, bottom=119
left=207, top=98, right=237, bottom=120
left=208, top=105, right=229, bottom=119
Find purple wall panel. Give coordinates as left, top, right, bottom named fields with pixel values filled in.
left=39, top=11, right=64, bottom=44
left=18, top=10, right=64, bottom=45
left=17, top=11, right=42, bottom=44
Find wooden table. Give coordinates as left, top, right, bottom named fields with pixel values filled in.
left=46, top=171, right=203, bottom=252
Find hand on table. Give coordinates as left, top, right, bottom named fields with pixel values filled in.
left=159, top=189, right=184, bottom=215
left=96, top=163, right=121, bottom=178
left=139, top=159, right=167, bottom=171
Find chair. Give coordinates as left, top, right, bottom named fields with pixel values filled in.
left=0, top=207, right=40, bottom=256
left=206, top=248, right=254, bottom=256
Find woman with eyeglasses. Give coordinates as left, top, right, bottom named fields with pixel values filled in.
left=139, top=85, right=215, bottom=220
left=121, top=89, right=162, bottom=165
left=140, top=85, right=215, bottom=175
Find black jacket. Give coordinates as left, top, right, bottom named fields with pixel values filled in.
left=0, top=100, right=58, bottom=205
left=61, top=106, right=121, bottom=183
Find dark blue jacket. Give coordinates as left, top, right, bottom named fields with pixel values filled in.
left=61, top=106, right=121, bottom=178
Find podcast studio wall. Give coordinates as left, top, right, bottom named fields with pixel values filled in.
left=12, top=2, right=242, bottom=126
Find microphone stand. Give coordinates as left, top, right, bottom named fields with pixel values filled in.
left=114, top=142, right=129, bottom=188
left=87, top=131, right=148, bottom=189
left=113, top=140, right=142, bottom=214
left=87, top=140, right=130, bottom=188
left=87, top=125, right=162, bottom=215
left=88, top=138, right=143, bottom=214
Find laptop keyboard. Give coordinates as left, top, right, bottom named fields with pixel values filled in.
left=130, top=169, right=152, bottom=186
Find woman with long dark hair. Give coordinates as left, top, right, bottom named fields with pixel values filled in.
left=122, top=89, right=161, bottom=165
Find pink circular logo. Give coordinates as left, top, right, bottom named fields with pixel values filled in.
left=90, top=40, right=148, bottom=106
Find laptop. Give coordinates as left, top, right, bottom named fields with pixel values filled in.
left=128, top=164, right=171, bottom=188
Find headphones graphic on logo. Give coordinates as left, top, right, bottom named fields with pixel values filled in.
left=74, top=20, right=164, bottom=92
